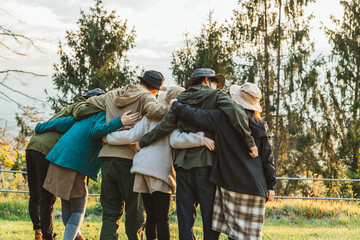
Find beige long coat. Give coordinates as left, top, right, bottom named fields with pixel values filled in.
left=43, top=163, right=87, bottom=201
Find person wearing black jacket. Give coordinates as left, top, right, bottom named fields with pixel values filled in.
left=170, top=83, right=276, bottom=240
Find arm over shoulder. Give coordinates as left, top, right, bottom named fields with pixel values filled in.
left=172, top=101, right=219, bottom=131
left=106, top=117, right=149, bottom=145
left=170, top=129, right=205, bottom=149
left=139, top=110, right=178, bottom=148
left=90, top=112, right=123, bottom=139
left=217, top=93, right=255, bottom=149
left=142, top=94, right=169, bottom=120
left=35, top=116, right=76, bottom=134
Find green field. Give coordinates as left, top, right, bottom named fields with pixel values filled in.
left=1, top=195, right=360, bottom=239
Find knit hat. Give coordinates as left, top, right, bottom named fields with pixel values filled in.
left=230, top=83, right=262, bottom=112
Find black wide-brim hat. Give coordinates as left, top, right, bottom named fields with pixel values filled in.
left=138, top=70, right=164, bottom=90
left=185, top=68, right=225, bottom=89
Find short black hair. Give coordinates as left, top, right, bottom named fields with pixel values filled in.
left=140, top=79, right=157, bottom=90
left=192, top=77, right=206, bottom=86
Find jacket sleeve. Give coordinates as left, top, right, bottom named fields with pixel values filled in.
left=261, top=122, right=276, bottom=190
left=85, top=93, right=107, bottom=111
left=72, top=104, right=102, bottom=120
left=139, top=110, right=178, bottom=148
left=142, top=94, right=169, bottom=120
left=217, top=93, right=256, bottom=149
left=169, top=129, right=205, bottom=149
left=90, top=112, right=123, bottom=139
left=106, top=118, right=148, bottom=145
left=35, top=116, right=76, bottom=134
left=172, top=101, right=218, bottom=131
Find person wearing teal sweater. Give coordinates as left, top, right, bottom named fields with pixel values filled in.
left=35, top=109, right=139, bottom=240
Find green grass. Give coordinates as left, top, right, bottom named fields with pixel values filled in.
left=1, top=195, right=360, bottom=239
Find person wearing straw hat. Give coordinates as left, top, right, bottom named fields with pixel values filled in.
left=169, top=82, right=276, bottom=240
left=137, top=69, right=258, bottom=240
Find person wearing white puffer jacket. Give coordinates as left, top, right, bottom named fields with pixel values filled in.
left=104, top=86, right=215, bottom=240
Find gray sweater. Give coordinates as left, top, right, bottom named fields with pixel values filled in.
left=106, top=116, right=205, bottom=192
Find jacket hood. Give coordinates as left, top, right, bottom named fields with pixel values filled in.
left=114, top=84, right=150, bottom=107
left=177, top=85, right=220, bottom=105
left=74, top=96, right=86, bottom=103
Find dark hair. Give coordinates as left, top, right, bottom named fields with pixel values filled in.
left=192, top=77, right=206, bottom=86
left=140, top=79, right=157, bottom=90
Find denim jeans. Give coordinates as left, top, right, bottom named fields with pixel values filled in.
left=26, top=150, right=57, bottom=240
left=61, top=197, right=87, bottom=240
left=176, top=166, right=220, bottom=240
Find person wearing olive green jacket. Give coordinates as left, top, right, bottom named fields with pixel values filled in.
left=138, top=69, right=258, bottom=240
left=26, top=89, right=103, bottom=240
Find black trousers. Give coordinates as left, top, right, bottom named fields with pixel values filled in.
left=141, top=191, right=171, bottom=240
left=26, top=150, right=56, bottom=240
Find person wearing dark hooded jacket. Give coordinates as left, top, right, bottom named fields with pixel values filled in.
left=170, top=83, right=276, bottom=240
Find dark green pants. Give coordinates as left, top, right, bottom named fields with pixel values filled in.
left=100, top=158, right=145, bottom=240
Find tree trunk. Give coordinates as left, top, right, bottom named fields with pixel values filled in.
left=264, top=0, right=271, bottom=128
left=274, top=0, right=282, bottom=175
left=351, top=65, right=360, bottom=172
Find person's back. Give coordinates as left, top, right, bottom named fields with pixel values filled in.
left=25, top=93, right=101, bottom=240
left=170, top=82, right=275, bottom=239
left=86, top=84, right=168, bottom=160
left=85, top=70, right=168, bottom=240
left=138, top=68, right=259, bottom=240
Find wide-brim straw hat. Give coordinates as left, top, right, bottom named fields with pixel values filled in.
left=230, top=83, right=262, bottom=112
left=185, top=68, right=225, bottom=89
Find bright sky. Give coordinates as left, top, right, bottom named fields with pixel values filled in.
left=0, top=0, right=343, bottom=134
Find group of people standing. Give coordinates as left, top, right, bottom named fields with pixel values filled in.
left=26, top=68, right=276, bottom=240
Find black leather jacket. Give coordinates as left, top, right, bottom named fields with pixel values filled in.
left=172, top=101, right=276, bottom=197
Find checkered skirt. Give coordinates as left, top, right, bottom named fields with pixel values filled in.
left=212, top=186, right=266, bottom=239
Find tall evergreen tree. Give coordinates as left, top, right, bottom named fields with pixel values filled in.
left=230, top=0, right=326, bottom=196
left=49, top=0, right=137, bottom=111
left=323, top=0, right=360, bottom=194
left=171, top=12, right=236, bottom=88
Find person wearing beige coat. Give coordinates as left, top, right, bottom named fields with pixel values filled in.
left=85, top=70, right=169, bottom=240
left=105, top=86, right=215, bottom=240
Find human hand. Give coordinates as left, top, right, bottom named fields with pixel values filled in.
left=249, top=146, right=258, bottom=158
left=102, top=135, right=107, bottom=143
left=169, top=99, right=178, bottom=108
left=204, top=137, right=215, bottom=151
left=130, top=142, right=140, bottom=153
left=135, top=142, right=141, bottom=152
left=121, top=110, right=140, bottom=126
left=267, top=190, right=275, bottom=202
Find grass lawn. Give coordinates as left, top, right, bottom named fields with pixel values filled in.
left=2, top=218, right=360, bottom=239
left=1, top=196, right=360, bottom=239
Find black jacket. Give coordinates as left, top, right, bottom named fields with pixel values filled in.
left=172, top=101, right=276, bottom=197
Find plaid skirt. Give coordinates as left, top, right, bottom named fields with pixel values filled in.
left=212, top=186, right=266, bottom=239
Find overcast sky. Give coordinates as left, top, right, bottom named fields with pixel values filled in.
left=0, top=0, right=343, bottom=134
